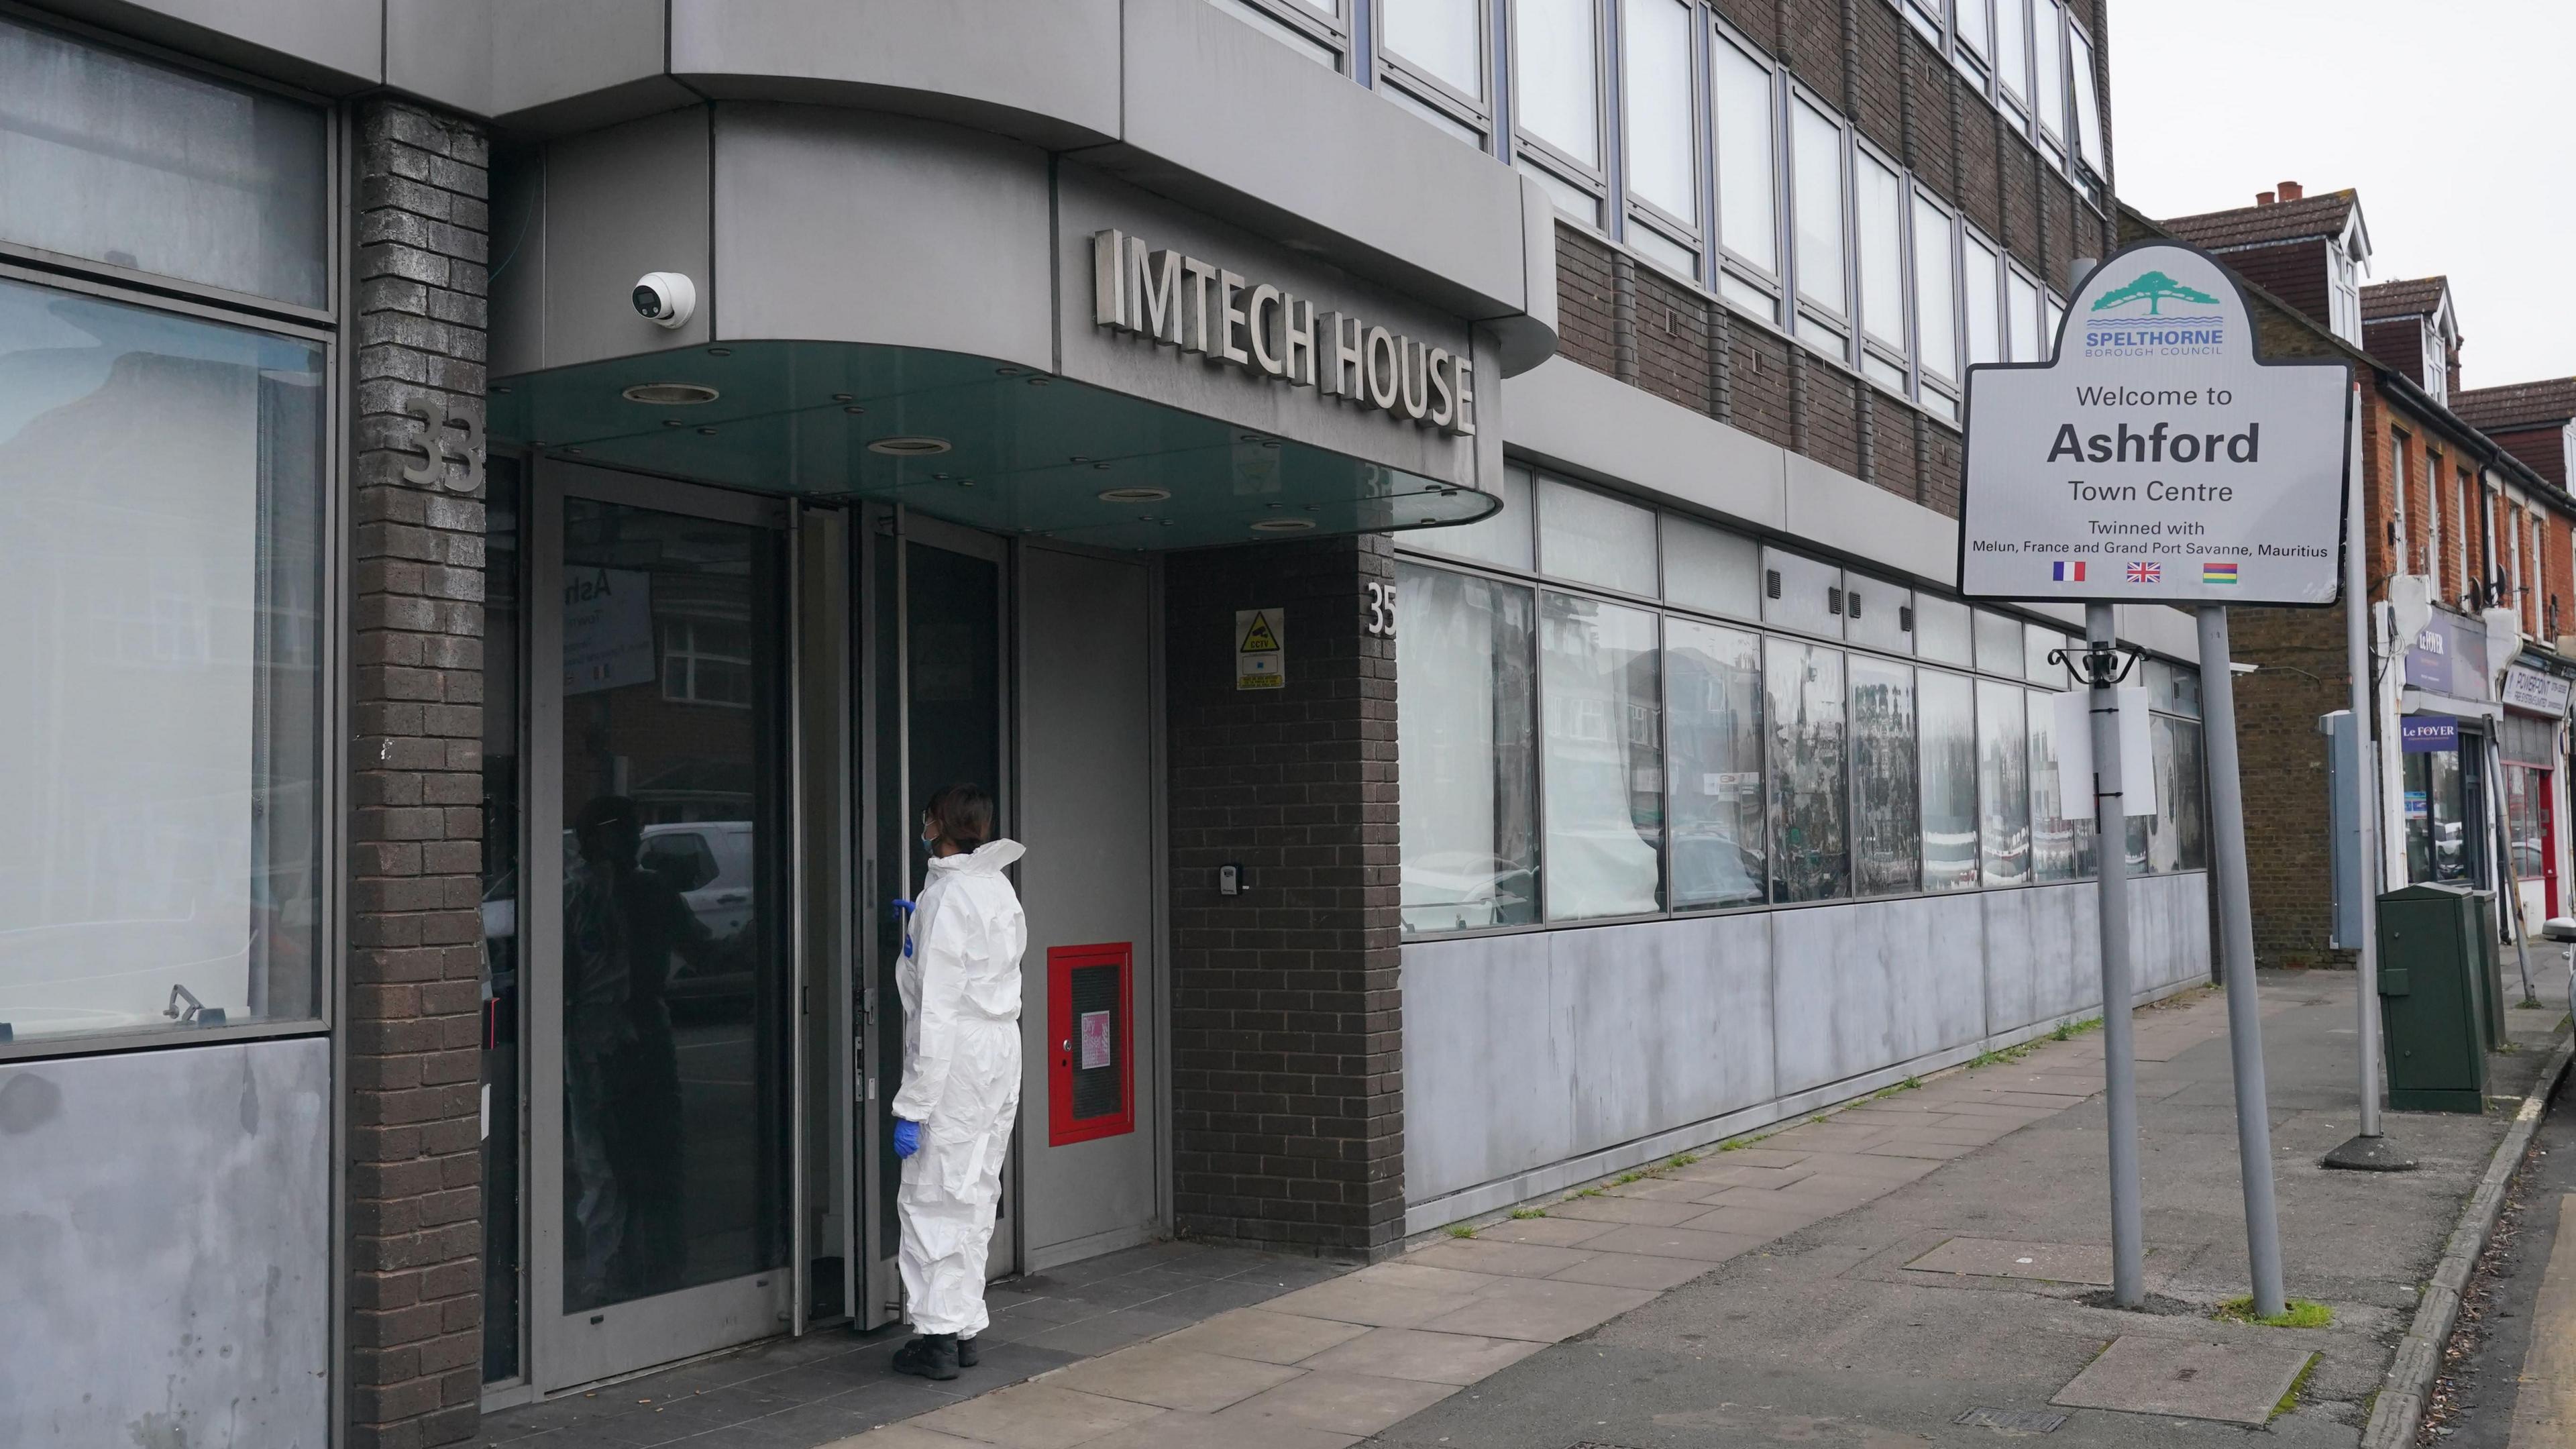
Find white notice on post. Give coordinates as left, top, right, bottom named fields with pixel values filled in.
left=1959, top=241, right=2351, bottom=607
left=2051, top=687, right=2159, bottom=821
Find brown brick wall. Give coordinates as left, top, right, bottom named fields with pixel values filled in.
left=1165, top=536, right=1403, bottom=1260
left=1924, top=417, right=1964, bottom=517
left=1872, top=397, right=1919, bottom=502
left=1554, top=227, right=1619, bottom=376
left=1959, top=105, right=2004, bottom=241
left=1732, top=323, right=1797, bottom=447
left=1636, top=268, right=1713, bottom=413
left=347, top=97, right=489, bottom=1449
left=1712, top=0, right=1778, bottom=51
left=2493, top=424, right=2571, bottom=491
left=1803, top=360, right=1863, bottom=478
left=1913, top=40, right=1958, bottom=197
left=1851, top=0, right=1905, bottom=158
left=2227, top=601, right=2352, bottom=969
left=1785, top=0, right=1843, bottom=98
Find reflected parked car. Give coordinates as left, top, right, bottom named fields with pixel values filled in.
left=1401, top=851, right=1537, bottom=933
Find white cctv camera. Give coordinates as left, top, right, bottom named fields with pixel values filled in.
left=632, top=272, right=696, bottom=329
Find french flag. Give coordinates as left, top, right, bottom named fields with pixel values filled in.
left=2051, top=561, right=2086, bottom=582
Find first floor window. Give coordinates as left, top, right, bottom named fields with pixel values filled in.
left=1515, top=0, right=1600, bottom=167
left=1790, top=97, right=1848, bottom=318
left=1711, top=34, right=1778, bottom=274
left=1541, top=592, right=1664, bottom=918
left=1666, top=619, right=1765, bottom=909
left=1766, top=637, right=1847, bottom=902
left=1382, top=0, right=1486, bottom=98
left=0, top=273, right=326, bottom=1044
left=1397, top=564, right=1541, bottom=932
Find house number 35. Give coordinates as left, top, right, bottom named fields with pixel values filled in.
left=1364, top=582, right=1398, bottom=639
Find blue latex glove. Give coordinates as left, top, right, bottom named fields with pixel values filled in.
left=893, top=1118, right=922, bottom=1159
left=892, top=899, right=916, bottom=958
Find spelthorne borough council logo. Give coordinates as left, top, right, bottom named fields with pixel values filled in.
left=2083, top=270, right=2225, bottom=358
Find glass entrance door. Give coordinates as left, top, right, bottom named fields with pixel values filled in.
left=529, top=466, right=797, bottom=1389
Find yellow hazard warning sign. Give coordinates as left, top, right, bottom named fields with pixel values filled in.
left=1235, top=608, right=1285, bottom=690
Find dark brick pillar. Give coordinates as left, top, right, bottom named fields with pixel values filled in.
left=347, top=97, right=490, bottom=1449
left=1165, top=535, right=1405, bottom=1260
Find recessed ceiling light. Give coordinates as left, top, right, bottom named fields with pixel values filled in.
left=868, top=436, right=953, bottom=457
left=491, top=384, right=513, bottom=394
left=843, top=405, right=866, bottom=415
left=831, top=393, right=854, bottom=403
left=696, top=427, right=717, bottom=436
left=1250, top=518, right=1316, bottom=532
left=995, top=366, right=1022, bottom=376
left=1099, top=487, right=1171, bottom=503
left=623, top=382, right=720, bottom=405
left=706, top=347, right=733, bottom=357
left=1024, top=376, right=1052, bottom=386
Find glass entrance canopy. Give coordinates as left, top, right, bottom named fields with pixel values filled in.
left=488, top=341, right=1497, bottom=550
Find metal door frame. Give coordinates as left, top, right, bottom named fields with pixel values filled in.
left=526, top=460, right=800, bottom=1393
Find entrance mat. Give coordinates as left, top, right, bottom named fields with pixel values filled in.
left=2050, top=1336, right=2314, bottom=1427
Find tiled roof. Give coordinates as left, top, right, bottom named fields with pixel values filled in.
left=2160, top=190, right=2358, bottom=250
left=2454, top=378, right=2576, bottom=432
left=2362, top=276, right=2448, bottom=321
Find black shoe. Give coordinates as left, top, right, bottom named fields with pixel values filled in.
left=892, top=1333, right=960, bottom=1381
left=957, top=1336, right=979, bottom=1368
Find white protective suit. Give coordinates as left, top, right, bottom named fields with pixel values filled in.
left=893, top=837, right=1028, bottom=1338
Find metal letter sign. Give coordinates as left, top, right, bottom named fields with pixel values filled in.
left=400, top=396, right=485, bottom=493
left=1958, top=241, right=2351, bottom=606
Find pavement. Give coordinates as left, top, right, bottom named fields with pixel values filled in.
left=489, top=969, right=2567, bottom=1449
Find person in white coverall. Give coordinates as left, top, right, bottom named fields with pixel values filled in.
left=890, top=783, right=1025, bottom=1381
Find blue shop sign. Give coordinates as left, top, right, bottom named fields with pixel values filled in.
left=2399, top=714, right=2459, bottom=753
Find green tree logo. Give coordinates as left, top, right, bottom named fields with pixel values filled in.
left=2091, top=270, right=2220, bottom=315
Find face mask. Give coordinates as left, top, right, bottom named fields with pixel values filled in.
left=920, top=822, right=938, bottom=852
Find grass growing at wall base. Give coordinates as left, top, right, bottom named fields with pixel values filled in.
left=2214, top=1296, right=2334, bottom=1329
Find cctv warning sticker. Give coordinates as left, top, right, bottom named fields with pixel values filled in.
left=1236, top=609, right=1285, bottom=690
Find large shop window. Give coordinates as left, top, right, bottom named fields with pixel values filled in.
left=0, top=15, right=328, bottom=308
left=1392, top=476, right=2212, bottom=938
left=1397, top=565, right=1541, bottom=932
left=0, top=274, right=326, bottom=1044
left=1542, top=593, right=1665, bottom=918
left=1766, top=637, right=1847, bottom=902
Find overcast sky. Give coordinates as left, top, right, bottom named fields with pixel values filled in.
left=2110, top=0, right=2574, bottom=392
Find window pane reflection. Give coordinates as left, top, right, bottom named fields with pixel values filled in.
left=1976, top=680, right=2031, bottom=884
left=1515, top=0, right=1600, bottom=166
left=1399, top=564, right=1542, bottom=932
left=1850, top=657, right=1920, bottom=896
left=2027, top=687, right=2079, bottom=882
left=1542, top=593, right=1664, bottom=918
left=2151, top=715, right=2207, bottom=873
left=1919, top=670, right=1979, bottom=891
left=1667, top=619, right=1764, bottom=909
left=1766, top=638, right=1847, bottom=902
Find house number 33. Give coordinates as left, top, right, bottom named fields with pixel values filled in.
left=1364, top=582, right=1398, bottom=639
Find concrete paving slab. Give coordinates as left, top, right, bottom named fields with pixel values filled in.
left=1540, top=1194, right=1709, bottom=1227
left=1411, top=1277, right=1658, bottom=1342
left=820, top=1425, right=987, bottom=1448
left=1256, top=1266, right=1495, bottom=1328
left=1599, top=1176, right=1733, bottom=1202
left=1040, top=1344, right=1303, bottom=1413
left=1299, top=1326, right=1547, bottom=1385
left=1672, top=1203, right=1825, bottom=1238
left=1472, top=1214, right=1621, bottom=1248
left=1904, top=1236, right=2115, bottom=1285
left=2049, top=1335, right=2313, bottom=1428
left=1541, top=1253, right=1716, bottom=1291
left=1780, top=1150, right=1943, bottom=1183
left=1074, top=1407, right=1356, bottom=1449
left=1570, top=1223, right=1766, bottom=1261
left=1854, top=1138, right=1983, bottom=1161
left=1402, top=1239, right=1600, bottom=1279
left=909, top=1384, right=1164, bottom=1448
left=1150, top=1309, right=1371, bottom=1366
left=1214, top=1370, right=1459, bottom=1437
left=1668, top=1160, right=1819, bottom=1189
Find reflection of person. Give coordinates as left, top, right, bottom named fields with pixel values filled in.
left=562, top=794, right=719, bottom=1307
left=890, top=784, right=1026, bottom=1381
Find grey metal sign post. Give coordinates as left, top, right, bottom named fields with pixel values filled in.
left=1960, top=239, right=2349, bottom=1316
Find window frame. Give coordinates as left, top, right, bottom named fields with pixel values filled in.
left=1911, top=188, right=1962, bottom=413
left=1708, top=18, right=1788, bottom=323
left=1851, top=133, right=1913, bottom=390
left=1507, top=0, right=1614, bottom=226
left=1784, top=80, right=1856, bottom=361
left=1375, top=0, right=1497, bottom=146
left=1212, top=0, right=1355, bottom=70
left=1617, top=0, right=1707, bottom=276
left=0, top=250, right=345, bottom=1064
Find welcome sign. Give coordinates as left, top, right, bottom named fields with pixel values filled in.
left=1958, top=241, right=2352, bottom=606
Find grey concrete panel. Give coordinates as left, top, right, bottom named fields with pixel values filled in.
left=537, top=106, right=714, bottom=366
left=1980, top=885, right=2041, bottom=1037
left=1773, top=895, right=1988, bottom=1096
left=383, top=0, right=492, bottom=113
left=1555, top=916, right=1774, bottom=1168
left=0, top=1036, right=330, bottom=1446
left=36, top=0, right=380, bottom=91
left=1055, top=163, right=1481, bottom=489
left=488, top=148, right=545, bottom=378
left=1487, top=172, right=1562, bottom=378
left=1501, top=358, right=1789, bottom=533
left=669, top=0, right=1120, bottom=149
left=2129, top=872, right=2212, bottom=994
left=2033, top=881, right=2102, bottom=1024
left=1399, top=931, right=1570, bottom=1203
left=713, top=106, right=1052, bottom=371
left=1782, top=452, right=1960, bottom=588
left=1014, top=546, right=1162, bottom=1255
left=486, top=0, right=674, bottom=126
left=1107, top=0, right=1531, bottom=325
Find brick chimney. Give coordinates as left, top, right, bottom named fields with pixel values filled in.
left=2277, top=179, right=2304, bottom=201
left=2255, top=189, right=2276, bottom=206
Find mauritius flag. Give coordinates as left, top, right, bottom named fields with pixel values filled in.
left=2202, top=562, right=2239, bottom=586
left=2051, top=561, right=2086, bottom=582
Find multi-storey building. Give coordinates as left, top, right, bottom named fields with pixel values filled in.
left=2138, top=189, right=2576, bottom=969
left=0, top=3, right=2216, bottom=1445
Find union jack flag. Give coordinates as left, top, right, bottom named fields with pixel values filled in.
left=2126, top=561, right=2162, bottom=584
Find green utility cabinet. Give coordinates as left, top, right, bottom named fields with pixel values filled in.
left=2468, top=891, right=2508, bottom=1050
left=2376, top=883, right=2490, bottom=1112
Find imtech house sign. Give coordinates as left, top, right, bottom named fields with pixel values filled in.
left=1960, top=240, right=2351, bottom=606
left=1091, top=229, right=1477, bottom=437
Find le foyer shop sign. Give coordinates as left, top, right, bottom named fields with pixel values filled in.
left=1958, top=241, right=2351, bottom=606
left=1091, top=229, right=1477, bottom=437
